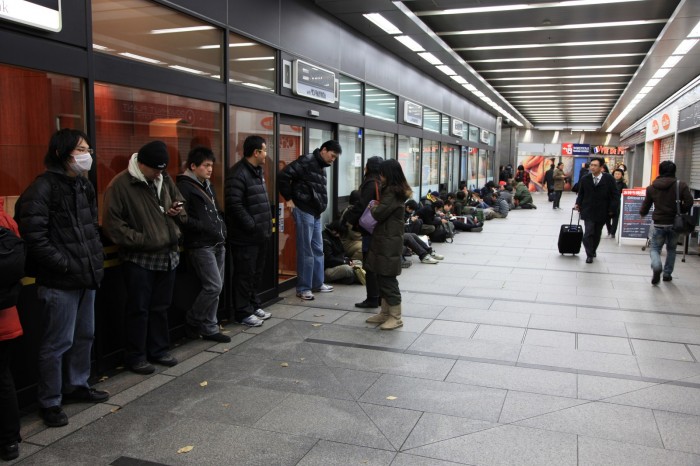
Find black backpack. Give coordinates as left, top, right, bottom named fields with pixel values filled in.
left=0, top=227, right=25, bottom=309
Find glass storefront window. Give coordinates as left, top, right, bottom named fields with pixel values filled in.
left=338, top=125, right=362, bottom=197
left=422, top=140, right=440, bottom=197
left=478, top=149, right=488, bottom=186
left=0, top=65, right=85, bottom=217
left=398, top=135, right=421, bottom=201
left=468, top=125, right=479, bottom=143
left=441, top=115, right=450, bottom=135
left=94, top=83, right=222, bottom=214
left=91, top=0, right=222, bottom=80
left=466, top=147, right=478, bottom=190
left=489, top=132, right=496, bottom=147
left=228, top=32, right=276, bottom=93
left=441, top=144, right=459, bottom=193
left=423, top=108, right=440, bottom=133
left=229, top=107, right=276, bottom=201
left=339, top=75, right=362, bottom=114
left=365, top=129, right=396, bottom=160
left=365, top=85, right=397, bottom=122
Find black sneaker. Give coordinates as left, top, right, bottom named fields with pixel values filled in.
left=63, top=387, right=110, bottom=403
left=652, top=270, right=661, bottom=285
left=0, top=442, right=19, bottom=461
left=663, top=275, right=672, bottom=282
left=129, top=360, right=155, bottom=375
left=149, top=354, right=178, bottom=367
left=41, top=406, right=68, bottom=427
left=202, top=332, right=231, bottom=343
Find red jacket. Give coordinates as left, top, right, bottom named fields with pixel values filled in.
left=0, top=198, right=23, bottom=341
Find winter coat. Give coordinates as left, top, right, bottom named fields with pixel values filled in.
left=345, top=174, right=381, bottom=234
left=15, top=170, right=104, bottom=290
left=639, top=176, right=693, bottom=225
left=322, top=228, right=347, bottom=269
left=177, top=171, right=227, bottom=249
left=553, top=168, right=566, bottom=191
left=278, top=149, right=330, bottom=217
left=544, top=168, right=555, bottom=189
left=0, top=198, right=22, bottom=341
left=575, top=172, right=619, bottom=223
left=513, top=182, right=534, bottom=206
left=498, top=190, right=514, bottom=209
left=416, top=205, right=441, bottom=227
left=102, top=160, right=186, bottom=253
left=365, top=189, right=405, bottom=277
left=224, top=158, right=272, bottom=245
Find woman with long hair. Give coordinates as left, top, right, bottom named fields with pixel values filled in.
left=364, top=159, right=412, bottom=330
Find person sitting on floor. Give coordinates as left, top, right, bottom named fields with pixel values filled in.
left=512, top=179, right=537, bottom=209
left=499, top=183, right=515, bottom=210
left=403, top=233, right=444, bottom=264
left=339, top=190, right=363, bottom=261
left=322, top=220, right=364, bottom=285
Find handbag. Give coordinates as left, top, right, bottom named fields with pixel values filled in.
left=673, top=180, right=695, bottom=235
left=358, top=182, right=380, bottom=234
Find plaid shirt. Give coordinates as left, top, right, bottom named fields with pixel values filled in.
left=120, top=249, right=179, bottom=272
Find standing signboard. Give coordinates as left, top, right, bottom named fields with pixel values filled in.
left=619, top=188, right=653, bottom=245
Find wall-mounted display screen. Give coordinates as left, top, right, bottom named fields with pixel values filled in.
left=404, top=101, right=423, bottom=126
left=293, top=59, right=337, bottom=104
left=0, top=0, right=62, bottom=32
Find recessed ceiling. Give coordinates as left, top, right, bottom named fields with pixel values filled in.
left=315, top=0, right=700, bottom=133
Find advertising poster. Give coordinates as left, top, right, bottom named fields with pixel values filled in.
left=517, top=155, right=575, bottom=192
left=620, top=188, right=653, bottom=243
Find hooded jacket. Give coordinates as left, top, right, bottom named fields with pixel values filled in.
left=639, top=176, right=693, bottom=225
left=345, top=156, right=383, bottom=233
left=176, top=171, right=226, bottom=249
left=277, top=149, right=330, bottom=217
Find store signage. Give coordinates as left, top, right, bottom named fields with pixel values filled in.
left=403, top=101, right=423, bottom=126
left=620, top=188, right=653, bottom=240
left=0, top=0, right=62, bottom=32
left=451, top=118, right=463, bottom=137
left=592, top=145, right=625, bottom=155
left=292, top=59, right=337, bottom=104
left=645, top=107, right=677, bottom=141
left=480, top=129, right=490, bottom=144
left=561, top=143, right=590, bottom=156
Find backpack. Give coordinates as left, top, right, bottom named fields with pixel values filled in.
left=0, top=227, right=26, bottom=309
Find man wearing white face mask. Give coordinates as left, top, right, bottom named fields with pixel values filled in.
left=15, top=129, right=107, bottom=428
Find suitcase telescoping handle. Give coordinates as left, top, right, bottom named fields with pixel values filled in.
left=570, top=208, right=581, bottom=226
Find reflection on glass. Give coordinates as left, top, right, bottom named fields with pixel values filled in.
left=441, top=115, right=450, bottom=135
left=398, top=135, right=420, bottom=201
left=423, top=108, right=440, bottom=133
left=441, top=145, right=459, bottom=193
left=365, top=85, right=396, bottom=122
left=229, top=32, right=276, bottom=92
left=467, top=147, right=478, bottom=190
left=468, top=125, right=479, bottom=142
left=422, top=139, right=439, bottom=196
left=92, top=0, right=222, bottom=80
left=365, top=129, right=395, bottom=160
left=339, top=75, right=362, bottom=114
left=277, top=124, right=303, bottom=284
left=338, top=125, right=362, bottom=197
left=478, top=149, right=488, bottom=186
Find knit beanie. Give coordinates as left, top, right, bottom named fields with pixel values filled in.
left=137, top=141, right=169, bottom=169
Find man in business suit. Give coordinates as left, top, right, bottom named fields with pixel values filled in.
left=574, top=157, right=619, bottom=263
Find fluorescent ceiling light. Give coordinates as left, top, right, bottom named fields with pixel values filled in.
left=483, top=64, right=635, bottom=73
left=169, top=65, right=207, bottom=75
left=470, top=53, right=645, bottom=63
left=463, top=83, right=478, bottom=92
left=456, top=38, right=654, bottom=51
left=151, top=26, right=215, bottom=34
left=652, top=68, right=670, bottom=79
left=495, top=82, right=627, bottom=88
left=395, top=35, right=424, bottom=52
left=673, top=39, right=699, bottom=55
left=241, top=83, right=270, bottom=90
left=418, top=52, right=442, bottom=65
left=661, top=55, right=683, bottom=69
left=416, top=0, right=643, bottom=15
left=92, top=44, right=112, bottom=51
left=450, top=75, right=468, bottom=84
left=438, top=20, right=665, bottom=36
left=363, top=13, right=402, bottom=34
left=509, top=94, right=619, bottom=99
left=118, top=52, right=162, bottom=64
left=501, top=89, right=623, bottom=94
left=232, top=56, right=275, bottom=61
left=198, top=42, right=255, bottom=50
left=490, top=74, right=632, bottom=81
left=688, top=20, right=700, bottom=38
left=436, top=65, right=457, bottom=75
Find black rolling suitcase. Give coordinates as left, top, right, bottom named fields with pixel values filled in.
left=558, top=209, right=583, bottom=255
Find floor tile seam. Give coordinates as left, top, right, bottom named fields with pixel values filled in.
left=399, top=422, right=510, bottom=455
left=355, top=401, right=406, bottom=451
left=395, top=411, right=427, bottom=454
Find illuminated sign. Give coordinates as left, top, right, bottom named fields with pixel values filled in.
left=403, top=101, right=423, bottom=126
left=292, top=59, right=337, bottom=104
left=562, top=143, right=590, bottom=156
left=480, top=129, right=490, bottom=144
left=451, top=118, right=463, bottom=137
left=592, top=146, right=626, bottom=155
left=645, top=107, right=677, bottom=141
left=0, top=0, right=62, bottom=32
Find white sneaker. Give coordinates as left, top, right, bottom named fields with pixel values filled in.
left=421, top=256, right=439, bottom=264
left=313, top=284, right=334, bottom=293
left=430, top=252, right=444, bottom=260
left=296, top=290, right=315, bottom=300
left=253, top=308, right=272, bottom=320
left=239, top=315, right=263, bottom=327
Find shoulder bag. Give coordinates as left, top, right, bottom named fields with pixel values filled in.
left=358, top=182, right=380, bottom=234
left=673, top=180, right=695, bottom=235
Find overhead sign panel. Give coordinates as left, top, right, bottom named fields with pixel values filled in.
left=403, top=101, right=423, bottom=127
left=292, top=59, right=337, bottom=104
left=0, top=0, right=62, bottom=32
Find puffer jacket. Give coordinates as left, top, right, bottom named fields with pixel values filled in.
left=513, top=182, right=534, bottom=206
left=278, top=149, right=330, bottom=217
left=15, top=170, right=104, bottom=290
left=365, top=189, right=406, bottom=277
left=345, top=173, right=381, bottom=234
left=0, top=198, right=22, bottom=341
left=639, top=176, right=693, bottom=224
left=177, top=171, right=227, bottom=249
left=322, top=227, right=347, bottom=269
left=224, top=158, right=272, bottom=245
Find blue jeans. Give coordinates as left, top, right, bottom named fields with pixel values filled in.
left=36, top=287, right=96, bottom=408
left=292, top=208, right=324, bottom=292
left=187, top=245, right=225, bottom=336
left=650, top=226, right=679, bottom=277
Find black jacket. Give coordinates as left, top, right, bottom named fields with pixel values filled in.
left=544, top=168, right=555, bottom=189
left=277, top=150, right=330, bottom=217
left=640, top=176, right=693, bottom=225
left=575, top=172, right=619, bottom=223
left=322, top=228, right=347, bottom=269
left=176, top=172, right=226, bottom=249
left=416, top=205, right=440, bottom=226
left=15, top=170, right=104, bottom=290
left=344, top=173, right=381, bottom=234
left=224, top=158, right=272, bottom=245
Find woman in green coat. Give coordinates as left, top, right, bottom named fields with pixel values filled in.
left=364, top=159, right=412, bottom=330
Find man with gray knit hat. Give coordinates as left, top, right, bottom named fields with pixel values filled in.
left=103, top=141, right=186, bottom=374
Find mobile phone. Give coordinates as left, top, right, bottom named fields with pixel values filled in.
left=173, top=201, right=185, bottom=207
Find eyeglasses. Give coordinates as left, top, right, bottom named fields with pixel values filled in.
left=74, top=147, right=94, bottom=155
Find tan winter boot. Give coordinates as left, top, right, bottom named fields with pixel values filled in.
left=365, top=300, right=389, bottom=324
left=379, top=304, right=403, bottom=330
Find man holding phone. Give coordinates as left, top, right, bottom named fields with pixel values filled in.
left=103, top=141, right=187, bottom=374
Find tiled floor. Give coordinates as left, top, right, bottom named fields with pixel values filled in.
left=12, top=192, right=700, bottom=465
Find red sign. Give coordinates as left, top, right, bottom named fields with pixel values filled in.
left=561, top=143, right=573, bottom=155
left=661, top=113, right=670, bottom=130
left=592, top=145, right=626, bottom=155
left=652, top=119, right=659, bottom=134
left=622, top=188, right=646, bottom=197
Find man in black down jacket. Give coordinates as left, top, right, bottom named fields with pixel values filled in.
left=15, top=129, right=107, bottom=428
left=278, top=140, right=341, bottom=301
left=176, top=147, right=230, bottom=341
left=639, top=161, right=693, bottom=284
left=225, top=136, right=273, bottom=326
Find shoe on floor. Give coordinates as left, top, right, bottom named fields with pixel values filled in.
left=651, top=270, right=661, bottom=285
left=430, top=252, right=444, bottom=260
left=0, top=442, right=19, bottom=461
left=401, top=259, right=413, bottom=268
left=129, top=360, right=155, bottom=375
left=184, top=323, right=200, bottom=340
left=238, top=315, right=264, bottom=327
left=296, top=290, right=315, bottom=300
left=313, top=284, right=334, bottom=293
left=41, top=406, right=68, bottom=427
left=420, top=255, right=438, bottom=264
left=149, top=353, right=178, bottom=367
left=253, top=308, right=272, bottom=320
left=663, top=274, right=672, bottom=282
left=355, top=299, right=379, bottom=308
left=63, top=387, right=110, bottom=403
left=585, top=257, right=593, bottom=264
left=202, top=332, right=231, bottom=343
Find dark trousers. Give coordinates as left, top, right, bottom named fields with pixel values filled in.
left=606, top=210, right=620, bottom=236
left=231, top=244, right=266, bottom=321
left=376, top=274, right=401, bottom=306
left=122, top=262, right=176, bottom=366
left=0, top=340, right=20, bottom=445
left=553, top=190, right=563, bottom=209
left=362, top=236, right=379, bottom=300
left=583, top=219, right=606, bottom=257
left=404, top=233, right=429, bottom=259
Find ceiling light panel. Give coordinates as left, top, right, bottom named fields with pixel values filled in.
left=438, top=20, right=666, bottom=36
left=363, top=13, right=402, bottom=34
left=415, top=0, right=645, bottom=16
left=395, top=35, right=425, bottom=51
left=455, top=38, right=655, bottom=52
left=418, top=52, right=442, bottom=65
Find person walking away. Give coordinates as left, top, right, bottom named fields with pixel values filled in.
left=544, top=158, right=556, bottom=201
left=15, top=129, right=107, bottom=427
left=574, top=157, right=619, bottom=263
left=552, top=162, right=566, bottom=210
left=102, top=140, right=186, bottom=374
left=176, top=147, right=230, bottom=341
left=278, top=140, right=342, bottom=301
left=224, top=135, right=273, bottom=326
left=364, top=159, right=412, bottom=330
left=639, top=161, right=693, bottom=284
